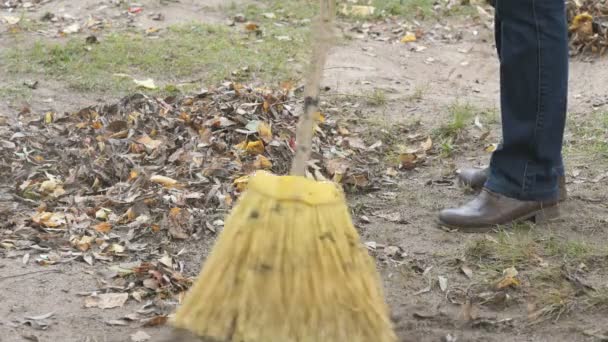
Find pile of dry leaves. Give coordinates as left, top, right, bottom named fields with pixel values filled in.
left=1, top=82, right=414, bottom=305
left=567, top=0, right=608, bottom=56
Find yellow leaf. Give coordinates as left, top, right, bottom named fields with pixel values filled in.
left=150, top=175, right=179, bottom=188
left=233, top=175, right=250, bottom=192
left=485, top=143, right=498, bottom=153
left=401, top=33, right=417, bottom=43
left=94, top=222, right=112, bottom=233
left=170, top=207, right=182, bottom=219
left=245, top=140, right=265, bottom=155
left=314, top=112, right=325, bottom=123
left=263, top=100, right=270, bottom=112
left=257, top=122, right=273, bottom=143
left=32, top=212, right=66, bottom=228
left=33, top=155, right=45, bottom=163
left=235, top=140, right=247, bottom=150
left=253, top=155, right=273, bottom=169
left=44, top=112, right=54, bottom=124
left=496, top=276, right=520, bottom=289
left=129, top=170, right=139, bottom=181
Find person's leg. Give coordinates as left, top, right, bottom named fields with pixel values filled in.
left=438, top=0, right=569, bottom=231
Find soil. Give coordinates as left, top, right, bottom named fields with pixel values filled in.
left=2, top=1, right=608, bottom=342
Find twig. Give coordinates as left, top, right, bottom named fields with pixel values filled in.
left=0, top=269, right=63, bottom=281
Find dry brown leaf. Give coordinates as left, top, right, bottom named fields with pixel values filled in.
left=94, top=222, right=112, bottom=233
left=136, top=135, right=162, bottom=150
left=346, top=137, right=367, bottom=150
left=72, top=235, right=96, bottom=252
left=32, top=212, right=66, bottom=228
left=421, top=136, right=433, bottom=152
left=245, top=22, right=259, bottom=31
left=399, top=153, right=418, bottom=170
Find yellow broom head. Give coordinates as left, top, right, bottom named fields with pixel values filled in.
left=171, top=170, right=397, bottom=342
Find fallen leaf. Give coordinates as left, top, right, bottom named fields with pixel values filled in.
left=233, top=175, right=250, bottom=192
left=253, top=155, right=272, bottom=169
left=95, top=208, right=111, bottom=221
left=485, top=143, right=498, bottom=153
left=257, top=122, right=272, bottom=143
left=340, top=4, right=376, bottom=16
left=32, top=212, right=66, bottom=228
left=496, top=267, right=520, bottom=289
left=130, top=330, right=151, bottom=342
left=150, top=175, right=179, bottom=188
left=421, top=136, right=433, bottom=152
left=346, top=137, right=367, bottom=150
left=62, top=23, right=81, bottom=34
left=134, top=78, right=157, bottom=90
left=401, top=32, right=417, bottom=43
left=136, top=135, right=162, bottom=150
left=438, top=276, right=448, bottom=292
left=245, top=140, right=265, bottom=155
left=24, top=312, right=55, bottom=321
left=461, top=265, right=473, bottom=279
left=84, top=293, right=128, bottom=309
left=72, top=235, right=95, bottom=252
left=399, top=153, right=418, bottom=170
left=142, top=315, right=168, bottom=327
left=94, top=222, right=112, bottom=233
left=245, top=22, right=259, bottom=31
left=3, top=15, right=21, bottom=25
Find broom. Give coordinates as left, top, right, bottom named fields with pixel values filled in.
left=161, top=1, right=397, bottom=341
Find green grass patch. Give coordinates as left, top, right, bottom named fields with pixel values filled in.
left=564, top=111, right=608, bottom=161
left=434, top=100, right=476, bottom=139
left=2, top=22, right=310, bottom=96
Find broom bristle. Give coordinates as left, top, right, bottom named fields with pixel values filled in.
left=172, top=171, right=397, bottom=342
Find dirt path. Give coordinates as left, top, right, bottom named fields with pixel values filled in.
left=2, top=2, right=608, bottom=342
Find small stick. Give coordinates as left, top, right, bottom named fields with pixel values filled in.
left=290, top=0, right=336, bottom=176
left=0, top=269, right=62, bottom=281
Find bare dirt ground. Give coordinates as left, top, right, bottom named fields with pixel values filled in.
left=2, top=1, right=608, bottom=342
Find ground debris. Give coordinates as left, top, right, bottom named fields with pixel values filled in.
left=567, top=0, right=608, bottom=56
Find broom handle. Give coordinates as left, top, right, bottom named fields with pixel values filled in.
left=290, top=0, right=336, bottom=176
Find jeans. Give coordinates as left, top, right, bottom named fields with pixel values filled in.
left=485, top=0, right=569, bottom=201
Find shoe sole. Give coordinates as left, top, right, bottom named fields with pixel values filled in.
left=437, top=205, right=561, bottom=234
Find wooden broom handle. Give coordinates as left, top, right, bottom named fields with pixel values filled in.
left=290, top=0, right=336, bottom=176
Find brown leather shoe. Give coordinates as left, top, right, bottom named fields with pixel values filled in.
left=438, top=188, right=560, bottom=233
left=456, top=167, right=568, bottom=202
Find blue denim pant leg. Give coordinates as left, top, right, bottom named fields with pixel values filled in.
left=485, top=0, right=569, bottom=201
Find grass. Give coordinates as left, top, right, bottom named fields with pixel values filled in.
left=434, top=100, right=476, bottom=139
left=366, top=89, right=388, bottom=106
left=564, top=110, right=608, bottom=160
left=465, top=227, right=608, bottom=322
left=2, top=22, right=311, bottom=96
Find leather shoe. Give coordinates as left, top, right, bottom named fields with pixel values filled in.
left=456, top=167, right=567, bottom=202
left=438, top=188, right=560, bottom=233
